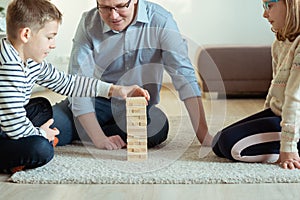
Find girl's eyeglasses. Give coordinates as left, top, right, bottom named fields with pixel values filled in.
left=263, top=0, right=279, bottom=11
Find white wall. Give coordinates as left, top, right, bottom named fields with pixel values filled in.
left=0, top=0, right=10, bottom=7
left=151, top=0, right=274, bottom=46
left=48, top=0, right=275, bottom=62
left=47, top=0, right=96, bottom=64
left=1, top=0, right=275, bottom=65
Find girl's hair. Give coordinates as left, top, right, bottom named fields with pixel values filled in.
left=6, top=0, right=62, bottom=40
left=276, top=0, right=300, bottom=41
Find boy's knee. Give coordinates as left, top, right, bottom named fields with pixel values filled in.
left=30, top=137, right=54, bottom=163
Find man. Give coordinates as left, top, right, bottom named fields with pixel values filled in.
left=53, top=0, right=211, bottom=150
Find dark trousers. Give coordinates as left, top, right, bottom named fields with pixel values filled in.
left=53, top=97, right=169, bottom=148
left=0, top=97, right=54, bottom=173
left=212, top=108, right=300, bottom=163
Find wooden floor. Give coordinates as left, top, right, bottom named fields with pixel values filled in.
left=0, top=87, right=299, bottom=200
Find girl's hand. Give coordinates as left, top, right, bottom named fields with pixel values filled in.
left=277, top=152, right=300, bottom=169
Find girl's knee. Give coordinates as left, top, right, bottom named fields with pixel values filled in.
left=215, top=133, right=235, bottom=160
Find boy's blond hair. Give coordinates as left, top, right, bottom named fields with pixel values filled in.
left=6, top=0, right=62, bottom=40
left=276, top=0, right=300, bottom=41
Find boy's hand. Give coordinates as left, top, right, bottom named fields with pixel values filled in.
left=109, top=85, right=150, bottom=101
left=40, top=119, right=60, bottom=142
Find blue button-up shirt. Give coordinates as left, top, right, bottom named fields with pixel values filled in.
left=69, top=0, right=201, bottom=116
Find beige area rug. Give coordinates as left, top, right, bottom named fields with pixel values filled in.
left=9, top=116, right=300, bottom=184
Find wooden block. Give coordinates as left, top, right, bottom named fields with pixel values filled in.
left=127, top=120, right=147, bottom=127
left=128, top=154, right=147, bottom=161
left=127, top=139, right=147, bottom=145
left=126, top=107, right=147, bottom=116
left=127, top=128, right=147, bottom=134
left=127, top=147, right=147, bottom=153
left=126, top=97, right=147, bottom=106
left=127, top=116, right=147, bottom=124
left=126, top=97, right=148, bottom=161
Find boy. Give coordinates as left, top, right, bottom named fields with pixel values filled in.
left=0, top=0, right=149, bottom=173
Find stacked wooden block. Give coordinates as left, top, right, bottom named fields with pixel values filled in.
left=126, top=97, right=148, bottom=161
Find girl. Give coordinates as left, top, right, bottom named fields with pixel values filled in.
left=212, top=0, right=300, bottom=169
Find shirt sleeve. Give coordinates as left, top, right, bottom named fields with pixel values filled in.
left=280, top=44, right=300, bottom=152
left=36, top=61, right=112, bottom=98
left=159, top=12, right=201, bottom=100
left=65, top=13, right=99, bottom=116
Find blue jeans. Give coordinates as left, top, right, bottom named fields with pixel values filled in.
left=0, top=97, right=54, bottom=173
left=52, top=97, right=169, bottom=148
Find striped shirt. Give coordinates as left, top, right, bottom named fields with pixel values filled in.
left=0, top=38, right=112, bottom=139
left=264, top=35, right=300, bottom=152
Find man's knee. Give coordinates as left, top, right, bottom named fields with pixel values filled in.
left=147, top=106, right=169, bottom=148
left=52, top=99, right=77, bottom=145
left=147, top=118, right=169, bottom=148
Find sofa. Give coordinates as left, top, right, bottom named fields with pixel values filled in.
left=195, top=45, right=272, bottom=99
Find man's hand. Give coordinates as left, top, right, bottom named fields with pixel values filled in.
left=94, top=135, right=126, bottom=150
left=109, top=85, right=150, bottom=101
left=200, top=133, right=213, bottom=147
left=77, top=113, right=127, bottom=150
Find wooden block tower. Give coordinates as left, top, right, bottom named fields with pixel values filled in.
left=126, top=97, right=148, bottom=161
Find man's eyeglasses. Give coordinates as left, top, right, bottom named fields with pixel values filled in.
left=97, top=0, right=132, bottom=14
left=263, top=0, right=279, bottom=11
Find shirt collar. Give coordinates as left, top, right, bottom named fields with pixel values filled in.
left=0, top=38, right=37, bottom=67
left=135, top=0, right=149, bottom=24
left=102, top=0, right=149, bottom=34
left=0, top=38, right=23, bottom=64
